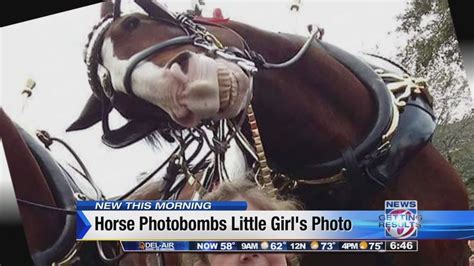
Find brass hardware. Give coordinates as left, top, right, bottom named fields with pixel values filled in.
left=272, top=173, right=298, bottom=194
left=382, top=93, right=400, bottom=141
left=54, top=241, right=83, bottom=266
left=378, top=71, right=428, bottom=109
left=195, top=28, right=224, bottom=49
left=376, top=69, right=429, bottom=142
left=185, top=170, right=207, bottom=199
left=179, top=152, right=207, bottom=198
left=205, top=32, right=224, bottom=49
left=247, top=103, right=349, bottom=193
left=296, top=170, right=345, bottom=186
left=247, top=104, right=277, bottom=197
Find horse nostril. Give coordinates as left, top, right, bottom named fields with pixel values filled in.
left=167, top=52, right=192, bottom=74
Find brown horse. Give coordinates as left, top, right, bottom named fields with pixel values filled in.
left=68, top=2, right=470, bottom=265
left=0, top=109, right=118, bottom=265
left=0, top=109, right=73, bottom=265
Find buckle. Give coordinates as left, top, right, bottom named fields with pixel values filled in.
left=272, top=172, right=298, bottom=194
left=364, top=141, right=391, bottom=165
left=374, top=141, right=391, bottom=158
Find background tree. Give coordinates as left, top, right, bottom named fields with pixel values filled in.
left=392, top=0, right=474, bottom=206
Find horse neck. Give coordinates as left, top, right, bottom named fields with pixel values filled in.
left=222, top=21, right=376, bottom=173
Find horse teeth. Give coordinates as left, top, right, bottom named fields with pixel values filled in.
left=228, top=72, right=238, bottom=107
left=217, top=63, right=232, bottom=110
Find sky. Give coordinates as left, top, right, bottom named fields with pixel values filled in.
left=1, top=0, right=473, bottom=197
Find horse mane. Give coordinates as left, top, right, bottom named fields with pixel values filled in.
left=144, top=130, right=166, bottom=149
left=144, top=131, right=163, bottom=149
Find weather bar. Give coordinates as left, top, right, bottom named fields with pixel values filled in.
left=121, top=240, right=418, bottom=252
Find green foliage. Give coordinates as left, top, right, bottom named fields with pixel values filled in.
left=394, top=0, right=474, bottom=207
left=395, top=0, right=470, bottom=122
left=432, top=116, right=474, bottom=207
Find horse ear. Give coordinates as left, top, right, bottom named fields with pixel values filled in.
left=66, top=95, right=105, bottom=132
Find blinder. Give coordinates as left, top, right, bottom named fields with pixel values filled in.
left=100, top=92, right=171, bottom=149
left=98, top=50, right=176, bottom=149
left=89, top=36, right=171, bottom=149
left=71, top=0, right=198, bottom=148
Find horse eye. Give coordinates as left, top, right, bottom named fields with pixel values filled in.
left=122, top=16, right=140, bottom=31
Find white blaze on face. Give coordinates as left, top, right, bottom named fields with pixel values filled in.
left=101, top=37, right=252, bottom=128
left=102, top=38, right=190, bottom=124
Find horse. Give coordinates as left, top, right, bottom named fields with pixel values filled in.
left=0, top=108, right=129, bottom=265
left=66, top=1, right=470, bottom=265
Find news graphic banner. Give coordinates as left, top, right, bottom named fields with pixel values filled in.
left=76, top=200, right=474, bottom=245
left=121, top=240, right=419, bottom=253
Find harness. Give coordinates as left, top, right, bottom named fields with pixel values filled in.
left=19, top=0, right=435, bottom=264
left=93, top=0, right=434, bottom=192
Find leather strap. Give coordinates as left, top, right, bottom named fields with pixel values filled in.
left=341, top=147, right=363, bottom=182
left=123, top=36, right=194, bottom=96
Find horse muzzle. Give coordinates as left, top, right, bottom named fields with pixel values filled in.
left=162, top=51, right=251, bottom=127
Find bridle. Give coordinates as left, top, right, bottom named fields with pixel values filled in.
left=86, top=0, right=413, bottom=200
left=86, top=0, right=327, bottom=194
left=93, top=0, right=432, bottom=195
left=41, top=1, right=320, bottom=263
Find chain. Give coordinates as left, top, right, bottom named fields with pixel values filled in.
left=247, top=105, right=278, bottom=197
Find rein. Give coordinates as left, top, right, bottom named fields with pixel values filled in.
left=16, top=198, right=77, bottom=215
left=22, top=125, right=216, bottom=264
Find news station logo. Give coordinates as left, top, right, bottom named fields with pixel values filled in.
left=380, top=200, right=421, bottom=239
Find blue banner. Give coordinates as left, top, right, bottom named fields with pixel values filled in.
left=76, top=209, right=474, bottom=240
left=76, top=200, right=247, bottom=211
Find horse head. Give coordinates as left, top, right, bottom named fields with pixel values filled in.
left=67, top=0, right=253, bottom=148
